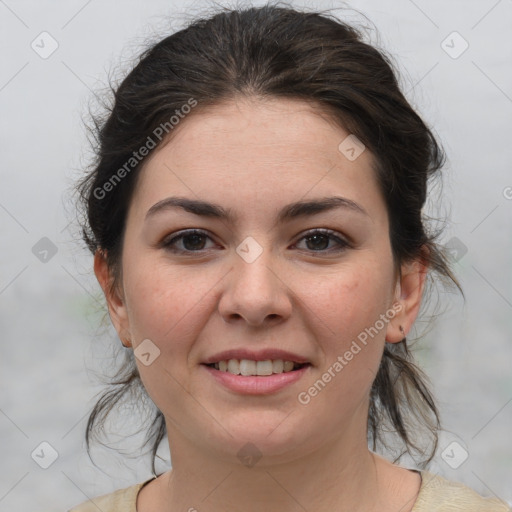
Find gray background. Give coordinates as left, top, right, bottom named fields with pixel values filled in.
left=1, top=0, right=511, bottom=510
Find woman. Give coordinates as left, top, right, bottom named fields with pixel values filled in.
left=69, top=4, right=510, bottom=511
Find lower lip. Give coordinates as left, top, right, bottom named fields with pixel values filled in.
left=201, top=364, right=310, bottom=394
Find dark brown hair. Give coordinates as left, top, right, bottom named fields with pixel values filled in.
left=75, top=2, right=463, bottom=475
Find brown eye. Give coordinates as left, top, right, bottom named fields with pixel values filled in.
left=162, top=229, right=216, bottom=253
left=295, top=229, right=349, bottom=253
left=180, top=233, right=208, bottom=250
left=304, top=233, right=330, bottom=251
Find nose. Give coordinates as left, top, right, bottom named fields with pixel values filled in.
left=218, top=249, right=293, bottom=327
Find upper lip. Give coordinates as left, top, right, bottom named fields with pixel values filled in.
left=202, top=349, right=310, bottom=365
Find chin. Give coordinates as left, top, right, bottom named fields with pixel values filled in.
left=206, top=412, right=316, bottom=461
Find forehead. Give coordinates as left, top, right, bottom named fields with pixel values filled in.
left=130, top=97, right=385, bottom=223
left=156, top=97, right=358, bottom=169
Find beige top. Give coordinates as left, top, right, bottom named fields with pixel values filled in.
left=69, top=470, right=511, bottom=512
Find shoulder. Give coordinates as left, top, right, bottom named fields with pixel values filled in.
left=68, top=478, right=155, bottom=512
left=413, top=471, right=511, bottom=512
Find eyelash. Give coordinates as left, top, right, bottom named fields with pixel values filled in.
left=160, top=228, right=350, bottom=255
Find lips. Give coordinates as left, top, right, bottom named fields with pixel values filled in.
left=202, top=362, right=310, bottom=394
left=202, top=348, right=310, bottom=366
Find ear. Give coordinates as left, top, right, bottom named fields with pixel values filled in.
left=94, top=249, right=132, bottom=347
left=385, top=250, right=429, bottom=343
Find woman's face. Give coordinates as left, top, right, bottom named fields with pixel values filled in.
left=97, top=97, right=423, bottom=464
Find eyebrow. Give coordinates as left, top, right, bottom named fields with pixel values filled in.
left=145, top=196, right=369, bottom=223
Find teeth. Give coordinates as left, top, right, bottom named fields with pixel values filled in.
left=212, top=359, right=305, bottom=376
left=240, top=359, right=256, bottom=376
left=284, top=360, right=294, bottom=372
left=272, top=359, right=284, bottom=373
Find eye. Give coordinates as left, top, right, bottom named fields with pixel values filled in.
left=161, top=229, right=217, bottom=253
left=294, top=229, right=350, bottom=253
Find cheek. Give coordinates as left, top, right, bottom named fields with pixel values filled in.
left=294, top=269, right=392, bottom=420
left=307, top=264, right=392, bottom=340
left=299, top=257, right=394, bottom=390
left=122, top=260, right=222, bottom=415
left=123, top=257, right=218, bottom=349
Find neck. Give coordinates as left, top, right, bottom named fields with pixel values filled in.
left=158, top=423, right=385, bottom=512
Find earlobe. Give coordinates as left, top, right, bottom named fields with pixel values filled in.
left=385, top=303, right=408, bottom=343
left=385, top=255, right=429, bottom=344
left=93, top=250, right=131, bottom=347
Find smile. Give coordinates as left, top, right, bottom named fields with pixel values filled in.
left=205, top=359, right=309, bottom=376
left=202, top=360, right=311, bottom=395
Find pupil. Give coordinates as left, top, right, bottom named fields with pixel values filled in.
left=183, top=233, right=206, bottom=250
left=306, top=234, right=329, bottom=251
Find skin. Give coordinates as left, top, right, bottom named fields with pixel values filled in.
left=95, top=97, right=427, bottom=512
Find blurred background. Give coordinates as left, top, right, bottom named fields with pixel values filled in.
left=1, top=0, right=511, bottom=510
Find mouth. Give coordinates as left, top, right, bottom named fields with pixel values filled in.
left=203, top=359, right=311, bottom=376
left=202, top=359, right=311, bottom=394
